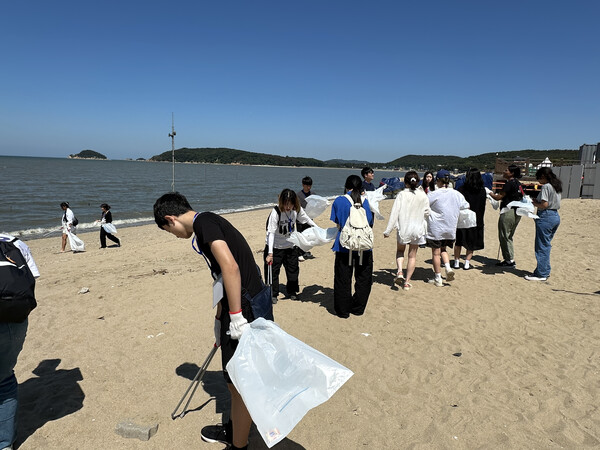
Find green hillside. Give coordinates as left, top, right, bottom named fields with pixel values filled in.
left=149, top=147, right=580, bottom=171
left=150, top=147, right=324, bottom=167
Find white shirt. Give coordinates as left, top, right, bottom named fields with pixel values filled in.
left=426, top=187, right=470, bottom=240
left=383, top=188, right=430, bottom=243
left=265, top=207, right=316, bottom=252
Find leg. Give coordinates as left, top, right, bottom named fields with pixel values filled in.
left=100, top=228, right=107, bottom=248
left=405, top=244, right=419, bottom=284
left=533, top=211, right=560, bottom=278
left=453, top=245, right=462, bottom=263
left=61, top=233, right=67, bottom=252
left=270, top=249, right=284, bottom=297
left=351, top=251, right=373, bottom=315
left=498, top=213, right=511, bottom=261
left=395, top=243, right=406, bottom=276
left=431, top=247, right=441, bottom=274
left=283, top=248, right=300, bottom=296
left=228, top=384, right=252, bottom=449
left=440, top=246, right=450, bottom=266
left=506, top=211, right=521, bottom=261
left=333, top=252, right=353, bottom=318
left=0, top=321, right=28, bottom=449
left=106, top=232, right=120, bottom=246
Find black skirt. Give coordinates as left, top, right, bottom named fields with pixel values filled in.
left=455, top=226, right=484, bottom=251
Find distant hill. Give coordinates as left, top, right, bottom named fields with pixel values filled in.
left=150, top=147, right=325, bottom=167
left=148, top=147, right=579, bottom=171
left=387, top=149, right=579, bottom=172
left=69, top=149, right=107, bottom=160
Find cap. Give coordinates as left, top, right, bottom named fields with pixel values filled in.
left=436, top=169, right=450, bottom=179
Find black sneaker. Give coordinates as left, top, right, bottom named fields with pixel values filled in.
left=201, top=423, right=232, bottom=445
left=495, top=260, right=516, bottom=267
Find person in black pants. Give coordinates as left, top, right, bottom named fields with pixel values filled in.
left=97, top=203, right=120, bottom=248
left=330, top=175, right=374, bottom=318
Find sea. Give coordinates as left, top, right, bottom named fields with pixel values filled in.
left=0, top=155, right=406, bottom=239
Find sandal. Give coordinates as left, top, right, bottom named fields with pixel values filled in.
left=403, top=282, right=412, bottom=291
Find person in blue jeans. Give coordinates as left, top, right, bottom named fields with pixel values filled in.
left=0, top=235, right=40, bottom=450
left=525, top=167, right=562, bottom=282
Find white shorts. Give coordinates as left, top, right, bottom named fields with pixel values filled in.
left=397, top=234, right=425, bottom=246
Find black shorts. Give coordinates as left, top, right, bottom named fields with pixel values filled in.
left=220, top=296, right=255, bottom=384
left=426, top=239, right=455, bottom=249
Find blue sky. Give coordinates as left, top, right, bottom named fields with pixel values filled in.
left=1, top=0, right=599, bottom=162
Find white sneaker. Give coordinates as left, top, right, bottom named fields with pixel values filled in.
left=445, top=268, right=455, bottom=282
left=427, top=278, right=443, bottom=287
left=453, top=260, right=460, bottom=269
left=298, top=255, right=305, bottom=262
left=524, top=275, right=547, bottom=281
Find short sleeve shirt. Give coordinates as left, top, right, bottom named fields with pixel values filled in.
left=193, top=212, right=262, bottom=302
left=537, top=184, right=561, bottom=210
left=500, top=179, right=523, bottom=208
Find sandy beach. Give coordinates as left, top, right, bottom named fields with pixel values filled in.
left=12, top=197, right=600, bottom=449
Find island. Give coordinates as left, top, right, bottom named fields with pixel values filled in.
left=69, top=150, right=107, bottom=160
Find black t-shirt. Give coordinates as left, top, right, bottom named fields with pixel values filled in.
left=500, top=178, right=523, bottom=208
left=193, top=212, right=262, bottom=305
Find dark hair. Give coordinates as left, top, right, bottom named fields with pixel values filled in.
left=361, top=167, right=373, bottom=178
left=463, top=168, right=484, bottom=193
left=301, top=176, right=313, bottom=186
left=345, top=174, right=363, bottom=204
left=153, top=192, right=193, bottom=228
left=60, top=202, right=69, bottom=208
left=536, top=167, right=562, bottom=193
left=278, top=189, right=300, bottom=213
left=100, top=203, right=111, bottom=210
left=507, top=164, right=522, bottom=179
left=404, top=171, right=420, bottom=191
left=423, top=171, right=435, bottom=192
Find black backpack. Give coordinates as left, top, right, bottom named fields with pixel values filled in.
left=0, top=237, right=37, bottom=323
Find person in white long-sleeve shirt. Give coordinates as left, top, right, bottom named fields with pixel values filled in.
left=60, top=202, right=77, bottom=253
left=426, top=170, right=470, bottom=286
left=264, top=189, right=316, bottom=302
left=383, top=171, right=430, bottom=291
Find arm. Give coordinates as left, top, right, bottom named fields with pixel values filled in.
left=297, top=208, right=317, bottom=227
left=383, top=193, right=401, bottom=237
left=209, top=240, right=242, bottom=314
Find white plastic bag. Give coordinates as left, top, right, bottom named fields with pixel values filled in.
left=102, top=223, right=117, bottom=234
left=286, top=226, right=338, bottom=252
left=505, top=196, right=538, bottom=219
left=226, top=318, right=354, bottom=448
left=364, top=185, right=387, bottom=220
left=67, top=231, right=85, bottom=252
left=485, top=188, right=500, bottom=210
left=457, top=209, right=477, bottom=229
left=303, top=195, right=330, bottom=219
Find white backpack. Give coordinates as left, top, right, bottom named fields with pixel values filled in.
left=339, top=195, right=374, bottom=264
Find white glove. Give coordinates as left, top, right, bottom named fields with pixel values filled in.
left=214, top=316, right=221, bottom=347
left=228, top=310, right=249, bottom=340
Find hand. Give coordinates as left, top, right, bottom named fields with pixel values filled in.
left=266, top=254, right=273, bottom=264
left=228, top=310, right=249, bottom=340
left=214, top=316, right=221, bottom=347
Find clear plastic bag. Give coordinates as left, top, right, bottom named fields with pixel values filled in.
left=457, top=209, right=477, bottom=229
left=506, top=196, right=538, bottom=219
left=226, top=318, right=354, bottom=448
left=286, top=226, right=338, bottom=252
left=102, top=223, right=117, bottom=234
left=364, top=185, right=387, bottom=220
left=67, top=231, right=85, bottom=252
left=303, top=195, right=330, bottom=219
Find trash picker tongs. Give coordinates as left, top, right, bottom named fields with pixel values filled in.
left=171, top=344, right=218, bottom=420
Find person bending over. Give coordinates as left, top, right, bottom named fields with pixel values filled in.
left=154, top=192, right=263, bottom=450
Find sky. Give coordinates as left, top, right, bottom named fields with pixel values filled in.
left=1, top=0, right=599, bottom=163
